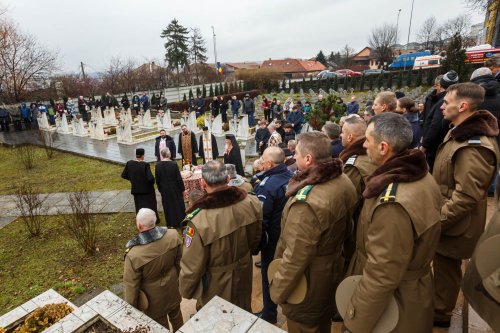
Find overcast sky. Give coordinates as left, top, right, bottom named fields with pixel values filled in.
left=1, top=0, right=484, bottom=73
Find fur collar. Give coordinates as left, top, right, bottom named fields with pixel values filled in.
left=339, top=138, right=366, bottom=163
left=286, top=158, right=343, bottom=197
left=450, top=110, right=499, bottom=142
left=186, top=186, right=247, bottom=213
left=363, top=149, right=428, bottom=199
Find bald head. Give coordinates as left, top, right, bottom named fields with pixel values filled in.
left=136, top=208, right=157, bottom=232
left=263, top=146, right=285, bottom=165
left=342, top=117, right=367, bottom=148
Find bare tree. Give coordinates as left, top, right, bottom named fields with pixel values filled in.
left=15, top=182, right=48, bottom=237
left=0, top=21, right=58, bottom=102
left=368, top=24, right=397, bottom=68
left=463, top=0, right=493, bottom=11
left=417, top=16, right=438, bottom=51
left=442, top=15, right=472, bottom=39
left=341, top=44, right=356, bottom=67
left=101, top=57, right=125, bottom=93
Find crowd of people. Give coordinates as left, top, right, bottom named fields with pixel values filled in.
left=119, top=63, right=500, bottom=332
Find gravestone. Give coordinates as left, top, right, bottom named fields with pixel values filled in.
left=188, top=111, right=198, bottom=132
left=104, top=107, right=118, bottom=125
left=89, top=118, right=105, bottom=140
left=117, top=117, right=133, bottom=144
left=39, top=113, right=50, bottom=130
left=57, top=113, right=72, bottom=134
left=140, top=109, right=154, bottom=129
left=211, top=114, right=223, bottom=136
left=72, top=117, right=88, bottom=137
left=236, top=114, right=250, bottom=139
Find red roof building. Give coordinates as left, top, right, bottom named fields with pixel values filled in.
left=261, top=59, right=326, bottom=78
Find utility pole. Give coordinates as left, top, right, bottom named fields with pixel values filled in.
left=211, top=26, right=218, bottom=79
left=403, top=0, right=415, bottom=71
left=80, top=62, right=86, bottom=80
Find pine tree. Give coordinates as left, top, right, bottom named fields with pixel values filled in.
left=219, top=82, right=224, bottom=95
left=343, top=76, right=348, bottom=91
left=316, top=50, right=327, bottom=67
left=189, top=88, right=194, bottom=99
left=405, top=70, right=412, bottom=87
left=416, top=69, right=423, bottom=87
left=161, top=19, right=190, bottom=88
left=214, top=84, right=219, bottom=96
left=369, top=76, right=374, bottom=90
left=209, top=84, right=214, bottom=97
left=189, top=27, right=208, bottom=84
left=302, top=77, right=306, bottom=90
left=183, top=93, right=187, bottom=101
left=396, top=71, right=403, bottom=89
left=282, top=78, right=287, bottom=91
left=229, top=82, right=235, bottom=93
left=202, top=84, right=207, bottom=98
left=196, top=87, right=202, bottom=97
left=360, top=75, right=365, bottom=91
left=387, top=73, right=393, bottom=89
left=334, top=76, right=339, bottom=91
left=442, top=33, right=467, bottom=81
left=377, top=74, right=383, bottom=89
left=224, top=82, right=229, bottom=95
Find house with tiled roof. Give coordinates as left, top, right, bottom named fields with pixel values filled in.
left=261, top=59, right=326, bottom=78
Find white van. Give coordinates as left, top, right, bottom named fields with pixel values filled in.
left=413, top=55, right=442, bottom=70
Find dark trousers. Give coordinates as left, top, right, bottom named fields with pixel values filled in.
left=433, top=253, right=462, bottom=321
left=264, top=109, right=271, bottom=122
left=260, top=242, right=278, bottom=320
left=133, top=193, right=160, bottom=223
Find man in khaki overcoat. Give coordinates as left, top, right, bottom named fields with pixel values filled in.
left=123, top=208, right=183, bottom=331
left=432, top=82, right=499, bottom=327
left=343, top=112, right=442, bottom=333
left=180, top=160, right=262, bottom=312
left=339, top=116, right=377, bottom=270
left=269, top=132, right=357, bottom=333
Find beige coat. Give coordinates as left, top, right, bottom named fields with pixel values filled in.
left=179, top=194, right=262, bottom=311
left=462, top=202, right=500, bottom=330
left=433, top=131, right=499, bottom=259
left=345, top=174, right=442, bottom=332
left=270, top=174, right=357, bottom=325
left=123, top=230, right=182, bottom=320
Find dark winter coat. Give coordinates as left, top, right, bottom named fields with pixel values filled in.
left=346, top=101, right=360, bottom=115
left=286, top=111, right=304, bottom=133
left=155, top=160, right=186, bottom=228
left=421, top=90, right=448, bottom=171
left=471, top=74, right=500, bottom=123
left=331, top=139, right=343, bottom=158
left=243, top=98, right=255, bottom=114
left=284, top=129, right=296, bottom=144
left=404, top=112, right=422, bottom=149
left=155, top=135, right=176, bottom=160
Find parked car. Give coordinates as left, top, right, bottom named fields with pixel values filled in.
left=362, top=69, right=389, bottom=76
left=335, top=69, right=362, bottom=77
left=316, top=71, right=344, bottom=79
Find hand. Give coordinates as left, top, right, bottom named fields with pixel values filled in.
left=419, top=146, right=426, bottom=153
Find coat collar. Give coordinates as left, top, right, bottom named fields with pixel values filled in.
left=286, top=158, right=343, bottom=197
left=449, top=110, right=499, bottom=142
left=187, top=186, right=247, bottom=213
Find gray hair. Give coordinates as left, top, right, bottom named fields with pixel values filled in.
left=485, top=54, right=500, bottom=68
left=136, top=208, right=157, bottom=229
left=202, top=160, right=229, bottom=186
left=470, top=67, right=492, bottom=80
left=322, top=123, right=341, bottom=140
left=368, top=112, right=413, bottom=154
left=160, top=148, right=171, bottom=159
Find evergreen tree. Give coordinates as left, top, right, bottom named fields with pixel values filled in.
left=352, top=76, right=358, bottom=90
left=189, top=27, right=208, bottom=84
left=360, top=75, right=365, bottom=91
left=377, top=74, right=383, bottom=89
left=441, top=33, right=467, bottom=81
left=202, top=84, right=207, bottom=97
left=343, top=76, right=348, bottom=91
left=302, top=77, right=306, bottom=90
left=183, top=93, right=187, bottom=101
left=334, top=76, right=339, bottom=91
left=369, top=76, right=374, bottom=90
left=316, top=50, right=328, bottom=67
left=229, top=82, right=235, bottom=93
left=282, top=78, right=287, bottom=91
left=405, top=70, right=412, bottom=87
left=396, top=71, right=403, bottom=89
left=224, top=82, right=229, bottom=95
left=209, top=84, right=214, bottom=97
left=189, top=88, right=194, bottom=99
left=309, top=76, right=313, bottom=89
left=387, top=73, right=393, bottom=89
left=161, top=19, right=190, bottom=88
left=426, top=70, right=434, bottom=86
left=326, top=78, right=332, bottom=91
left=196, top=87, right=202, bottom=97
left=416, top=69, right=423, bottom=87
left=219, top=82, right=224, bottom=95
left=214, top=84, right=219, bottom=96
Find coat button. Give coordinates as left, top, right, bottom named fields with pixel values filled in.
left=349, top=307, right=355, bottom=319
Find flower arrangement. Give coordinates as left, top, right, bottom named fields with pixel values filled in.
left=13, top=303, right=73, bottom=333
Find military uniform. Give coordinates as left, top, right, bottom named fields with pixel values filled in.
left=432, top=111, right=499, bottom=322
left=270, top=174, right=357, bottom=333
left=345, top=174, right=442, bottom=332
left=343, top=154, right=377, bottom=270
left=179, top=188, right=262, bottom=311
left=123, top=228, right=183, bottom=331
left=462, top=201, right=500, bottom=330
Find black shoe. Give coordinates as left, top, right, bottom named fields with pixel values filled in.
left=253, top=311, right=277, bottom=324
left=433, top=319, right=451, bottom=328
left=255, top=261, right=261, bottom=268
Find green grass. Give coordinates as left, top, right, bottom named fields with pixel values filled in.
left=0, top=146, right=130, bottom=195
left=0, top=212, right=137, bottom=315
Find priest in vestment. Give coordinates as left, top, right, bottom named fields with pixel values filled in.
left=198, top=126, right=219, bottom=164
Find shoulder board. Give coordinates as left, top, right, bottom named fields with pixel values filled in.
left=185, top=207, right=202, bottom=221
left=295, top=185, right=313, bottom=202
left=124, top=247, right=131, bottom=260
left=259, top=176, right=269, bottom=187
left=345, top=155, right=358, bottom=166
left=380, top=182, right=399, bottom=203
left=248, top=191, right=257, bottom=196
left=468, top=136, right=481, bottom=145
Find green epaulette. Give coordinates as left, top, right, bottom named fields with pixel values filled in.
left=124, top=247, right=130, bottom=259
left=248, top=191, right=257, bottom=196
left=181, top=207, right=202, bottom=231
left=295, top=185, right=313, bottom=202
left=380, top=182, right=398, bottom=203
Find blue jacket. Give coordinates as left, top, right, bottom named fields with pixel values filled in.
left=331, top=139, right=343, bottom=158
left=287, top=111, right=304, bottom=130
left=38, top=105, right=48, bottom=113
left=140, top=95, right=149, bottom=110
left=255, top=163, right=293, bottom=245
left=231, top=99, right=241, bottom=113
left=346, top=101, right=360, bottom=115
left=21, top=104, right=31, bottom=118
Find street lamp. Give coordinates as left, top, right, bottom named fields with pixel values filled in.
left=211, top=26, right=218, bottom=79
left=396, top=9, right=402, bottom=45
left=403, top=0, right=415, bottom=71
